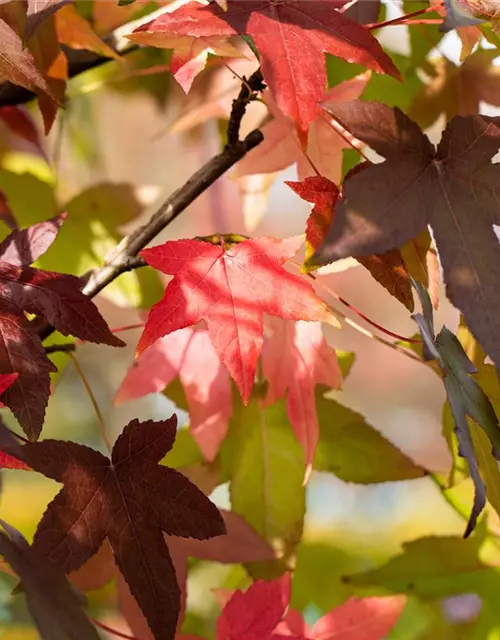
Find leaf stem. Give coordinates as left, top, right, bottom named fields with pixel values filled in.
left=90, top=618, right=141, bottom=640
left=68, top=353, right=111, bottom=452
left=367, top=3, right=442, bottom=30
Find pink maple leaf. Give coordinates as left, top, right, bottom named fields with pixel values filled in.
left=217, top=574, right=291, bottom=640
left=137, top=236, right=333, bottom=404
left=127, top=30, right=246, bottom=93
left=116, top=326, right=231, bottom=461
left=237, top=73, right=371, bottom=183
left=262, top=318, right=341, bottom=476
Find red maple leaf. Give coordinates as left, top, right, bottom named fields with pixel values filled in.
left=132, top=0, right=400, bottom=132
left=262, top=318, right=342, bottom=475
left=116, top=326, right=232, bottom=461
left=127, top=28, right=246, bottom=93
left=275, top=595, right=406, bottom=639
left=286, top=176, right=340, bottom=265
left=216, top=574, right=291, bottom=640
left=237, top=74, right=370, bottom=183
left=0, top=373, right=31, bottom=470
left=22, top=415, right=225, bottom=640
left=288, top=175, right=414, bottom=310
left=115, top=510, right=276, bottom=639
left=137, top=236, right=333, bottom=404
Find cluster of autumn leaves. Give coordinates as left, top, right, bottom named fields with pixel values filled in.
left=2, top=0, right=500, bottom=639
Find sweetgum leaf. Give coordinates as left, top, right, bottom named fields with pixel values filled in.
left=342, top=535, right=500, bottom=598
left=138, top=236, right=333, bottom=404
left=1, top=372, right=51, bottom=439
left=117, top=327, right=232, bottom=461
left=133, top=0, right=400, bottom=132
left=262, top=318, right=342, bottom=474
left=0, top=520, right=99, bottom=640
left=313, top=386, right=426, bottom=483
left=411, top=283, right=500, bottom=536
left=310, top=595, right=406, bottom=640
left=0, top=263, right=124, bottom=347
left=0, top=13, right=58, bottom=102
left=216, top=574, right=291, bottom=640
left=0, top=214, right=65, bottom=266
left=313, top=102, right=500, bottom=381
left=23, top=416, right=226, bottom=640
left=287, top=176, right=413, bottom=308
left=222, top=392, right=305, bottom=576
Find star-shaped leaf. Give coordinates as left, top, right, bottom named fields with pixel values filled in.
left=138, top=236, right=334, bottom=404
left=0, top=520, right=99, bottom=640
left=132, top=0, right=400, bottom=132
left=262, top=318, right=341, bottom=474
left=412, top=281, right=500, bottom=537
left=23, top=416, right=226, bottom=640
left=312, top=101, right=500, bottom=380
left=117, top=326, right=232, bottom=461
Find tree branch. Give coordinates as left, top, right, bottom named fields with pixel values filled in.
left=29, top=42, right=265, bottom=343
left=80, top=129, right=263, bottom=301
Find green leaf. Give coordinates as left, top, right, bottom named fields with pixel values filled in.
left=221, top=390, right=305, bottom=577
left=338, top=350, right=355, bottom=379
left=163, top=377, right=189, bottom=412
left=161, top=427, right=204, bottom=469
left=0, top=171, right=57, bottom=234
left=403, top=0, right=444, bottom=65
left=314, top=386, right=426, bottom=483
left=41, top=184, right=163, bottom=309
left=343, top=534, right=500, bottom=598
left=291, top=541, right=365, bottom=612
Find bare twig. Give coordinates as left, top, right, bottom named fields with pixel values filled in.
left=37, top=81, right=264, bottom=342
left=80, top=130, right=263, bottom=300
left=227, top=68, right=265, bottom=146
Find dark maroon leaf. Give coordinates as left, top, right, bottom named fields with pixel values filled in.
left=0, top=192, right=17, bottom=230
left=0, top=520, right=99, bottom=640
left=313, top=101, right=500, bottom=380
left=0, top=106, right=42, bottom=152
left=0, top=215, right=66, bottom=266
left=1, top=372, right=51, bottom=440
left=0, top=264, right=124, bottom=347
left=0, top=308, right=55, bottom=376
left=24, top=416, right=226, bottom=640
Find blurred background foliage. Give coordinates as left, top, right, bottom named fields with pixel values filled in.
left=2, top=0, right=500, bottom=638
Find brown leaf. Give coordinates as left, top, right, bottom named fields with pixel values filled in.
left=401, top=229, right=440, bottom=309
left=357, top=249, right=414, bottom=312
left=314, top=101, right=500, bottom=376
left=24, top=416, right=226, bottom=640
left=0, top=263, right=124, bottom=347
left=0, top=308, right=55, bottom=376
left=0, top=13, right=58, bottom=101
left=55, top=4, right=119, bottom=59
left=0, top=214, right=65, bottom=266
left=1, top=372, right=51, bottom=440
left=410, top=50, right=500, bottom=129
left=0, top=520, right=99, bottom=640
